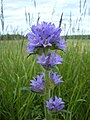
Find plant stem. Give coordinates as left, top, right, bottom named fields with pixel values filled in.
left=44, top=70, right=52, bottom=120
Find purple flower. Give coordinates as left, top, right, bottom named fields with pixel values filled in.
left=30, top=72, right=45, bottom=94
left=46, top=96, right=64, bottom=112
left=56, top=39, right=66, bottom=50
left=49, top=53, right=63, bottom=66
left=37, top=53, right=49, bottom=66
left=27, top=33, right=42, bottom=53
left=27, top=21, right=66, bottom=54
left=27, top=42, right=35, bottom=53
left=49, top=72, right=63, bottom=84
left=37, top=53, right=63, bottom=69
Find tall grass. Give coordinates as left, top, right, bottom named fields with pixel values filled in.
left=0, top=39, right=90, bottom=120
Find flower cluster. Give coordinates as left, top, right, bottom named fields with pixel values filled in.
left=30, top=72, right=63, bottom=93
left=37, top=52, right=63, bottom=69
left=27, top=21, right=66, bottom=114
left=27, top=21, right=66, bottom=54
left=46, top=96, right=64, bottom=112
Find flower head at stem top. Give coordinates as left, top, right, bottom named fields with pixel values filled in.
left=30, top=72, right=45, bottom=94
left=37, top=52, right=63, bottom=69
left=27, top=21, right=66, bottom=54
left=46, top=96, right=64, bottom=112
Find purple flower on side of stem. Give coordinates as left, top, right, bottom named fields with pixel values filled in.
left=56, top=39, right=67, bottom=50
left=36, top=53, right=49, bottom=66
left=46, top=96, right=64, bottom=112
left=27, top=42, right=35, bottom=53
left=30, top=72, right=45, bottom=94
left=37, top=53, right=63, bottom=69
left=49, top=72, right=63, bottom=84
left=49, top=53, right=63, bottom=66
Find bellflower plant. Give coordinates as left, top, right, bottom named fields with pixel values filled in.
left=25, top=21, right=66, bottom=119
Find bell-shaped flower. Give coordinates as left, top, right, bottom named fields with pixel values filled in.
left=30, top=72, right=45, bottom=94
left=49, top=72, right=63, bottom=85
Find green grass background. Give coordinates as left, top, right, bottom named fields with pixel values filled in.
left=0, top=39, right=90, bottom=120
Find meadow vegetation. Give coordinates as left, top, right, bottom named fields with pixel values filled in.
left=0, top=38, right=90, bottom=120
left=0, top=0, right=90, bottom=119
